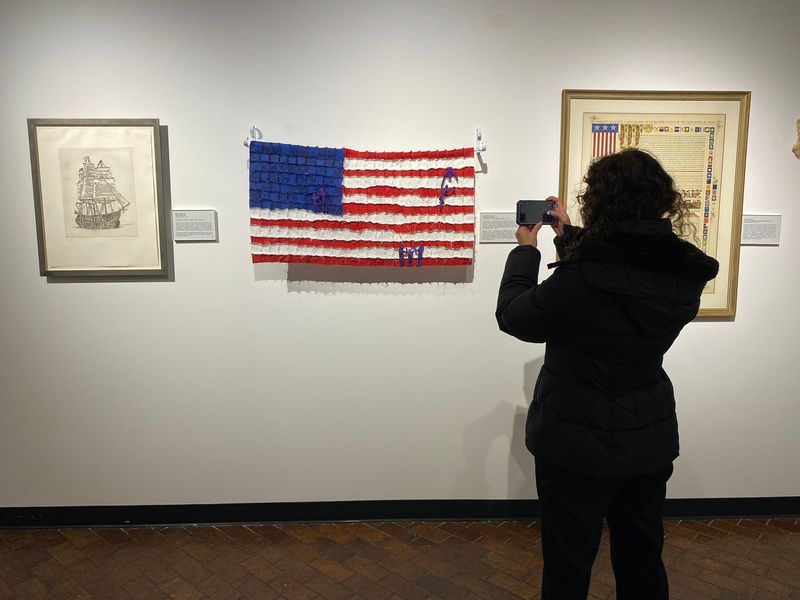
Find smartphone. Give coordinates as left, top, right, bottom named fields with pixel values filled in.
left=516, top=200, right=555, bottom=225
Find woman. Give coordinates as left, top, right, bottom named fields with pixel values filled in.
left=496, top=149, right=718, bottom=599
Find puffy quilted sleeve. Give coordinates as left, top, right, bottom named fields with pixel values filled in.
left=496, top=244, right=596, bottom=343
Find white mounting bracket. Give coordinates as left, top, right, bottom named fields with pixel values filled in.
left=475, top=127, right=486, bottom=153
left=244, top=125, right=263, bottom=147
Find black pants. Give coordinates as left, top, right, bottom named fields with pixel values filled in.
left=535, top=461, right=673, bottom=600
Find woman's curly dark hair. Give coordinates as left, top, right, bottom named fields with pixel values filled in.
left=564, top=149, right=693, bottom=254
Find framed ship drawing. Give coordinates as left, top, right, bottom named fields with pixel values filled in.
left=28, top=118, right=170, bottom=278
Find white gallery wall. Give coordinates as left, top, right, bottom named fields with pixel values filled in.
left=1, top=0, right=798, bottom=507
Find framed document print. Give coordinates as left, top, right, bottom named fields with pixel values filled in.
left=559, top=90, right=750, bottom=317
left=28, top=118, right=170, bottom=279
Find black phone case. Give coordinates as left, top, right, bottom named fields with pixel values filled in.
left=516, top=201, right=555, bottom=225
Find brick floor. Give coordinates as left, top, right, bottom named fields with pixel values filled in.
left=0, top=518, right=798, bottom=598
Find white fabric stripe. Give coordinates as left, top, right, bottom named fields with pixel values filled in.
left=251, top=244, right=473, bottom=260
left=250, top=209, right=475, bottom=225
left=342, top=175, right=474, bottom=189
left=343, top=194, right=473, bottom=207
left=343, top=157, right=474, bottom=170
left=251, top=225, right=474, bottom=243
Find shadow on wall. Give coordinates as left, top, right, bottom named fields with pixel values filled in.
left=253, top=263, right=474, bottom=295
left=254, top=263, right=473, bottom=285
left=451, top=356, right=544, bottom=498
left=669, top=453, right=704, bottom=499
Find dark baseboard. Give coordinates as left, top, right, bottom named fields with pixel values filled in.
left=1, top=497, right=798, bottom=529
left=662, top=496, right=800, bottom=519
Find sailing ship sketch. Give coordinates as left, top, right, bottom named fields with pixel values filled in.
left=75, top=156, right=129, bottom=229
left=60, top=147, right=138, bottom=238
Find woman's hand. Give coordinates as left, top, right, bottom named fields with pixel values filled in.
left=516, top=222, right=542, bottom=247
left=547, top=196, right=570, bottom=237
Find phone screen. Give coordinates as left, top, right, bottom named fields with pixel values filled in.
left=516, top=200, right=555, bottom=225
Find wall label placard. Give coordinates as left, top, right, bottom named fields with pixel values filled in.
left=741, top=214, right=781, bottom=245
left=172, top=210, right=218, bottom=242
left=479, top=212, right=518, bottom=243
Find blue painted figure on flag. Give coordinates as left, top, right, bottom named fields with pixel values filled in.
left=399, top=244, right=425, bottom=267
left=438, top=166, right=459, bottom=210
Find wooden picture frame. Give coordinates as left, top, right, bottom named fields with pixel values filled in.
left=559, top=90, right=751, bottom=317
left=28, top=118, right=170, bottom=279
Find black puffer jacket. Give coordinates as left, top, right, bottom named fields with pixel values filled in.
left=496, top=220, right=719, bottom=479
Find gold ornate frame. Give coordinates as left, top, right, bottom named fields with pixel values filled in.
left=559, top=90, right=751, bottom=318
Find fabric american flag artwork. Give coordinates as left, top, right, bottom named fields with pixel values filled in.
left=591, top=123, right=619, bottom=158
left=249, top=141, right=475, bottom=267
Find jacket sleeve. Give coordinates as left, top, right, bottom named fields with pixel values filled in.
left=496, top=244, right=596, bottom=343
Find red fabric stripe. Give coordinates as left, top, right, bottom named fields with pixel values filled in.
left=251, top=218, right=474, bottom=233
left=251, top=237, right=474, bottom=249
left=342, top=167, right=475, bottom=178
left=342, top=186, right=473, bottom=198
left=252, top=255, right=472, bottom=267
left=343, top=148, right=474, bottom=160
left=342, top=203, right=473, bottom=216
